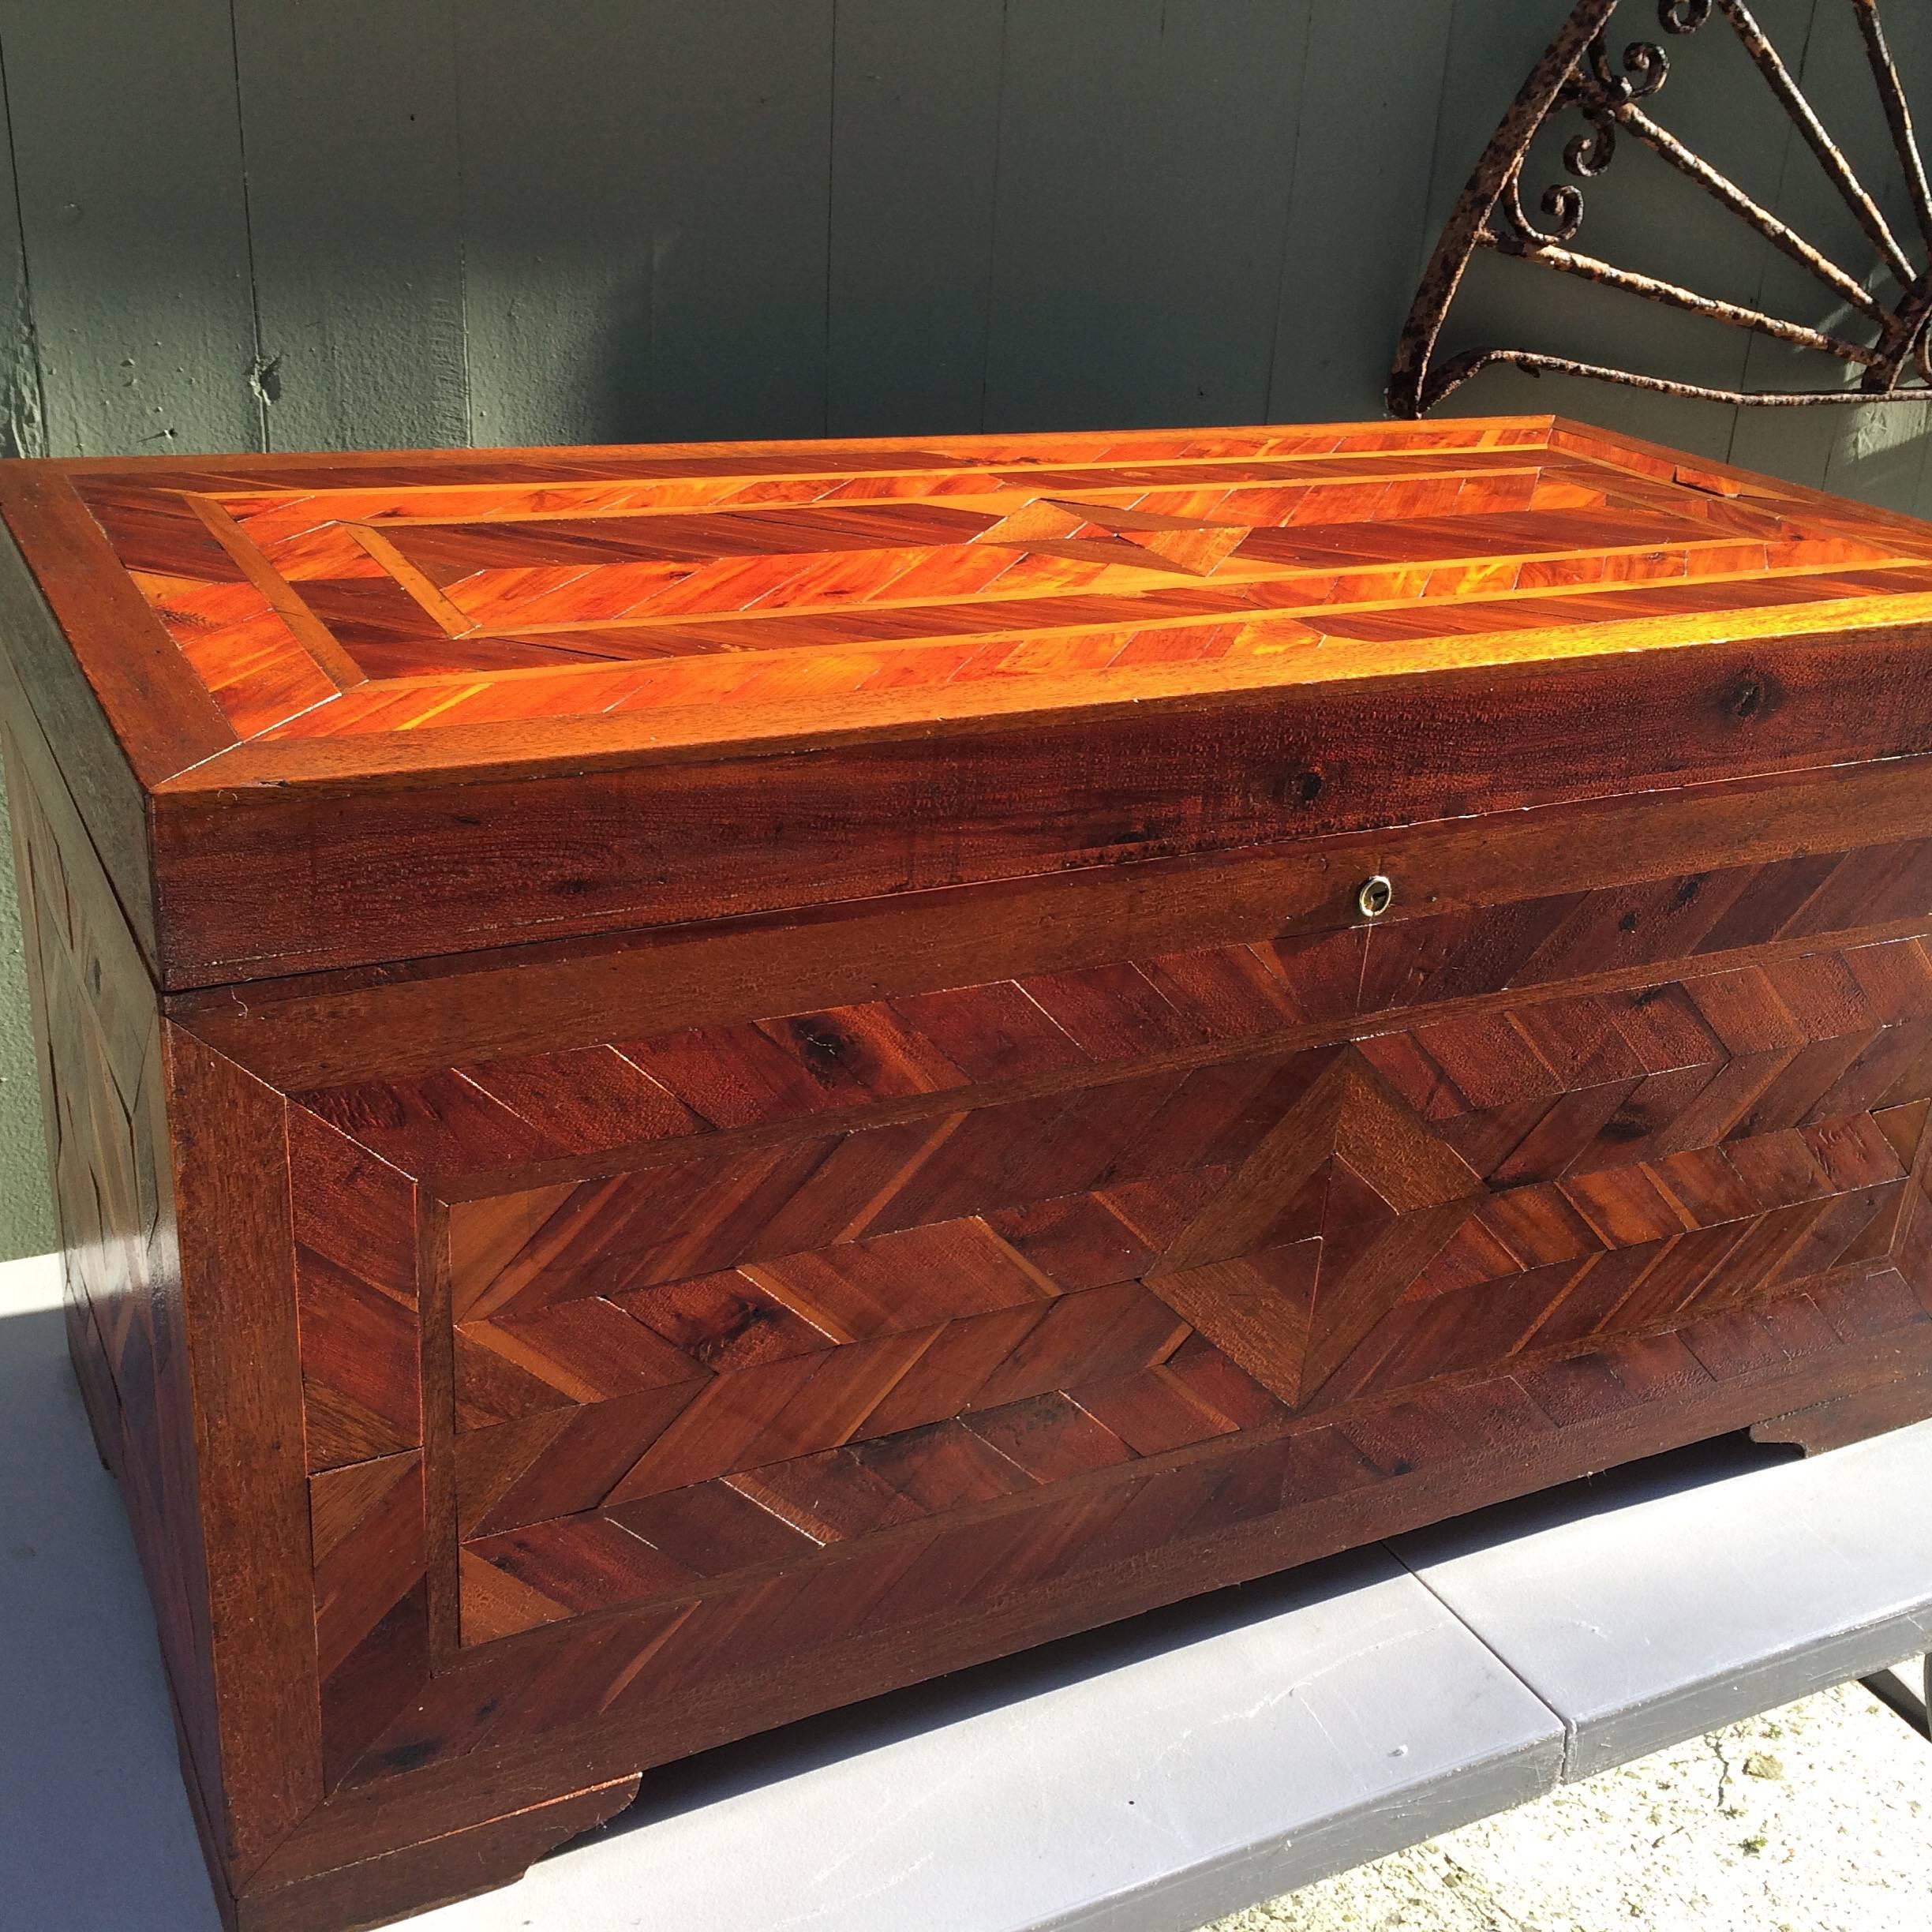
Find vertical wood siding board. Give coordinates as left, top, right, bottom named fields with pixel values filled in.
left=983, top=0, right=1304, bottom=432
left=0, top=0, right=261, bottom=456
left=1913, top=387, right=1932, bottom=518
left=1256, top=0, right=1317, bottom=425
left=227, top=0, right=271, bottom=462
left=1143, top=0, right=1309, bottom=428
left=459, top=2, right=835, bottom=447
left=0, top=769, right=54, bottom=1256
left=1912, top=429, right=1932, bottom=526
left=826, top=0, right=1006, bottom=436
left=1731, top=2, right=1831, bottom=483
left=449, top=0, right=475, bottom=453
left=636, top=0, right=837, bottom=442
left=1828, top=399, right=1932, bottom=519
left=0, top=34, right=45, bottom=459
left=1653, top=0, right=1810, bottom=466
left=231, top=0, right=470, bottom=453
left=1728, top=0, right=1852, bottom=491
left=976, top=0, right=1014, bottom=436
left=982, top=0, right=1159, bottom=431
left=456, top=2, right=658, bottom=448
left=1814, top=2, right=1932, bottom=514
left=1266, top=0, right=1448, bottom=425
left=1423, top=0, right=1567, bottom=234
left=1408, top=13, right=1463, bottom=288
left=1604, top=12, right=1792, bottom=453
left=822, top=0, right=837, bottom=442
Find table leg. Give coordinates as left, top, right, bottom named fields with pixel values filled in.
left=1861, top=1657, right=1932, bottom=1742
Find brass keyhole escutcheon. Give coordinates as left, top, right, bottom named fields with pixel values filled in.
left=1357, top=874, right=1394, bottom=919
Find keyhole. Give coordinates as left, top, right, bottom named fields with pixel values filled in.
left=1357, top=874, right=1395, bottom=919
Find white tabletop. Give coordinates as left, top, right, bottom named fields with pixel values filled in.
left=2, top=1251, right=1926, bottom=1932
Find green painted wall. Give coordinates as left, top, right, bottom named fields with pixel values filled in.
left=0, top=0, right=1927, bottom=1256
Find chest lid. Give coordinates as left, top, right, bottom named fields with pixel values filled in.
left=6, top=413, right=1932, bottom=993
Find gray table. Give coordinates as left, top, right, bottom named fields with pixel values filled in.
left=2, top=1252, right=1925, bottom=1932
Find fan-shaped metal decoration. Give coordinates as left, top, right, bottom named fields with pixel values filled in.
left=1390, top=0, right=1932, bottom=414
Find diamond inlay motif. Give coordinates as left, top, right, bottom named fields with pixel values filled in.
left=1145, top=1050, right=1484, bottom=1406
left=973, top=496, right=1252, bottom=577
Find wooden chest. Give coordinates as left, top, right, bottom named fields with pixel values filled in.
left=9, top=414, right=1932, bottom=1930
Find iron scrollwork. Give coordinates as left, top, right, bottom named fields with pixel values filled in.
left=1390, top=0, right=1932, bottom=414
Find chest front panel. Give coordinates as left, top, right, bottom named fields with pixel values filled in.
left=182, top=773, right=1932, bottom=1796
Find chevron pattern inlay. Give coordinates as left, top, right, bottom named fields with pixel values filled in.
left=62, top=422, right=1932, bottom=746
left=429, top=929, right=1932, bottom=1643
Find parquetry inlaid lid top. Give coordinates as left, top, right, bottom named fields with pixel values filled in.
left=6, top=413, right=1932, bottom=989
left=19, top=413, right=1932, bottom=780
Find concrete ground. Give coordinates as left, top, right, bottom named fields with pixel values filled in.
left=1204, top=1674, right=1932, bottom=1932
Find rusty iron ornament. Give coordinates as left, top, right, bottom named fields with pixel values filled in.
left=1391, top=0, right=1932, bottom=414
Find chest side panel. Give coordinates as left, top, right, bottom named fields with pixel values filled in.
left=0, top=710, right=228, bottom=1837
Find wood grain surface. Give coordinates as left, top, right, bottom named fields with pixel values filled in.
left=10, top=416, right=1932, bottom=982
left=9, top=415, right=1932, bottom=1930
